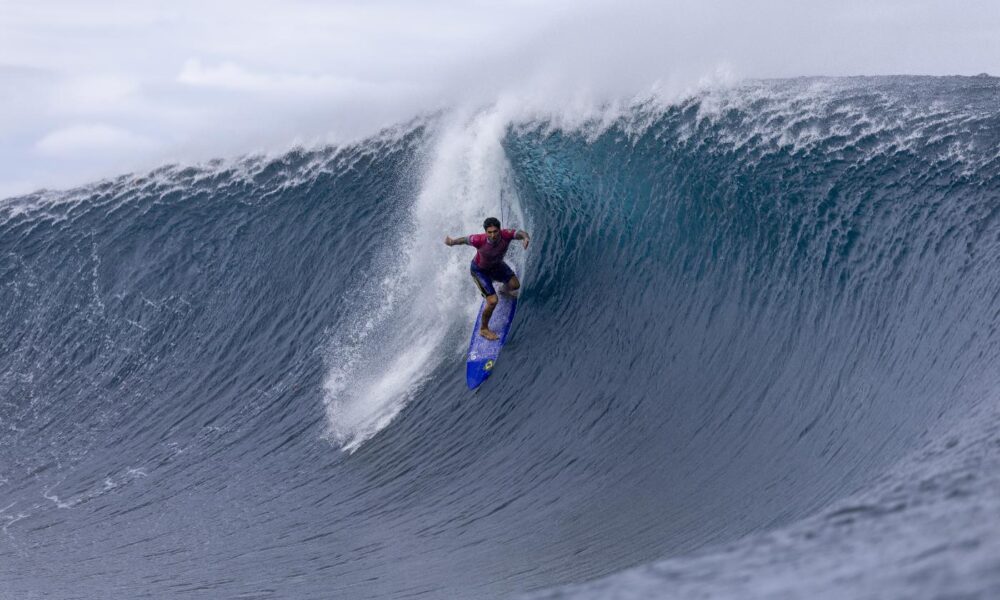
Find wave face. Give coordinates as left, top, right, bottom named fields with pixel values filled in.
left=3, top=77, right=1000, bottom=599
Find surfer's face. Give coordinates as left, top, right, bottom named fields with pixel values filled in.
left=485, top=226, right=500, bottom=242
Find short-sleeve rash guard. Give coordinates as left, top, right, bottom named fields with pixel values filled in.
left=468, top=229, right=517, bottom=268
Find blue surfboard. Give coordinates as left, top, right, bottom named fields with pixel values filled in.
left=466, top=295, right=518, bottom=389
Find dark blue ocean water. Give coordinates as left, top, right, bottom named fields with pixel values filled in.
left=2, top=77, right=1000, bottom=599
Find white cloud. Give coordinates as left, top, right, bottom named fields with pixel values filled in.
left=34, top=124, right=156, bottom=158
left=51, top=75, right=141, bottom=114
left=177, top=59, right=277, bottom=91
left=175, top=58, right=410, bottom=99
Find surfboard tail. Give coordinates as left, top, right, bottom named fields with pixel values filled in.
left=466, top=359, right=495, bottom=389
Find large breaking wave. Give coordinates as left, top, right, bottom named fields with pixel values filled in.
left=2, top=76, right=1000, bottom=599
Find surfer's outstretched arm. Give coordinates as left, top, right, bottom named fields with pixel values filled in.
left=444, top=235, right=468, bottom=246
left=515, top=230, right=530, bottom=249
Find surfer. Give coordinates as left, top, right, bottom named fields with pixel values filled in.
left=445, top=217, right=530, bottom=341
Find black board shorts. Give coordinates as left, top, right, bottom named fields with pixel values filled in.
left=470, top=259, right=515, bottom=297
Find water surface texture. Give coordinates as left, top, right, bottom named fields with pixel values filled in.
left=2, top=77, right=1000, bottom=599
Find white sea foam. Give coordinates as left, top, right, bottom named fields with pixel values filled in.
left=322, top=106, right=529, bottom=452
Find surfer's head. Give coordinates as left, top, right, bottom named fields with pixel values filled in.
left=483, top=217, right=501, bottom=242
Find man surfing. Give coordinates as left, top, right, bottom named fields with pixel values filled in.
left=445, top=217, right=530, bottom=340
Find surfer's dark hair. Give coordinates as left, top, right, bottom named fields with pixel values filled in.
left=483, top=217, right=501, bottom=230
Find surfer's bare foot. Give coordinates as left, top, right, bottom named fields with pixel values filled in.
left=479, top=328, right=499, bottom=341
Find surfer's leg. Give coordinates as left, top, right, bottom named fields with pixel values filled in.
left=504, top=275, right=520, bottom=296
left=480, top=295, right=500, bottom=340
left=497, top=263, right=519, bottom=297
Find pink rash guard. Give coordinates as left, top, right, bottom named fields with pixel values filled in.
left=468, top=229, right=517, bottom=268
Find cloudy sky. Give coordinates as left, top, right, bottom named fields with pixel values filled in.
left=1, top=0, right=998, bottom=198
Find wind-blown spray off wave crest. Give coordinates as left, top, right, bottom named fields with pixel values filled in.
left=1, top=77, right=1000, bottom=599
